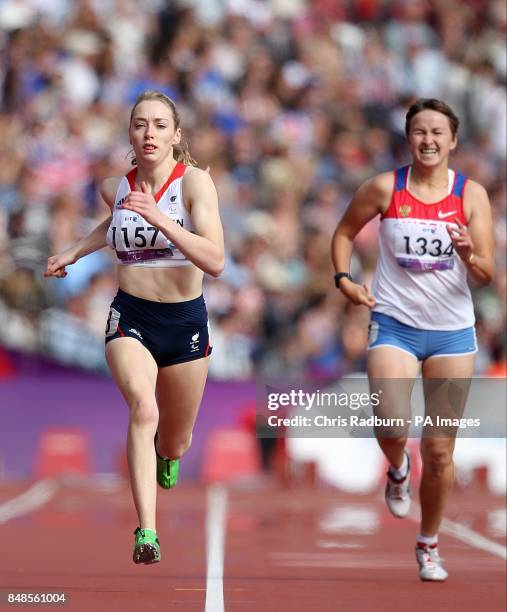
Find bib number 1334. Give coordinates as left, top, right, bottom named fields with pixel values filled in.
left=394, top=221, right=456, bottom=271
left=403, top=235, right=454, bottom=258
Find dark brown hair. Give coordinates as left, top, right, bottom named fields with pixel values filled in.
left=129, top=90, right=198, bottom=167
left=405, top=98, right=459, bottom=138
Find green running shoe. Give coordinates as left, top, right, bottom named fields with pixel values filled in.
left=155, top=433, right=179, bottom=489
left=133, top=527, right=160, bottom=565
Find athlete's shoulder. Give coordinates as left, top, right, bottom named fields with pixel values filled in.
left=369, top=171, right=395, bottom=194
left=355, top=171, right=394, bottom=203
left=182, top=165, right=213, bottom=183
left=100, top=176, right=123, bottom=209
left=462, top=178, right=491, bottom=221
left=462, top=178, right=488, bottom=200
left=182, top=165, right=217, bottom=196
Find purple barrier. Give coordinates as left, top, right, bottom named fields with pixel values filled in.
left=0, top=352, right=256, bottom=480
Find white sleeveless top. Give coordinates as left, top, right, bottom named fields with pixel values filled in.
left=106, top=162, right=194, bottom=267
left=371, top=166, right=475, bottom=330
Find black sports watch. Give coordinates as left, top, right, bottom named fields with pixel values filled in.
left=334, top=272, right=353, bottom=289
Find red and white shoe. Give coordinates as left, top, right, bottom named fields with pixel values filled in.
left=415, top=542, right=448, bottom=581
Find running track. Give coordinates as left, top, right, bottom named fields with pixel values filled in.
left=0, top=479, right=505, bottom=612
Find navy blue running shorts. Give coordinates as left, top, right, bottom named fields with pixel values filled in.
left=105, top=289, right=212, bottom=367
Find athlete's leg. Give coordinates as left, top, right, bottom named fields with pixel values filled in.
left=155, top=356, right=210, bottom=460
left=106, top=338, right=159, bottom=530
left=419, top=354, right=475, bottom=535
left=367, top=347, right=419, bottom=468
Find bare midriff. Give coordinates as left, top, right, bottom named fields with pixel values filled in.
left=117, top=264, right=204, bottom=302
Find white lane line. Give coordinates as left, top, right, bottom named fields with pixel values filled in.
left=205, top=484, right=228, bottom=612
left=440, top=517, right=507, bottom=559
left=408, top=505, right=506, bottom=560
left=0, top=479, right=58, bottom=524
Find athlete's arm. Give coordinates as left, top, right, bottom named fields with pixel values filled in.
left=331, top=172, right=392, bottom=307
left=44, top=178, right=118, bottom=278
left=446, top=180, right=494, bottom=285
left=121, top=168, right=225, bottom=277
left=176, top=168, right=224, bottom=276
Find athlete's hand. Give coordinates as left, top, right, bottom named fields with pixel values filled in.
left=44, top=249, right=76, bottom=278
left=446, top=218, right=474, bottom=263
left=121, top=182, right=166, bottom=228
left=339, top=280, right=376, bottom=309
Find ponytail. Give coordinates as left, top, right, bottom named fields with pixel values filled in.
left=173, top=141, right=198, bottom=167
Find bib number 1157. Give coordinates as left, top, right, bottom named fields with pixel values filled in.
left=111, top=226, right=160, bottom=249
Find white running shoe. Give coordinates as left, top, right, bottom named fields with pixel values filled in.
left=385, top=450, right=411, bottom=518
left=415, top=542, right=448, bottom=581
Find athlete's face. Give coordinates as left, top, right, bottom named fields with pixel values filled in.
left=407, top=110, right=457, bottom=168
left=129, top=100, right=181, bottom=164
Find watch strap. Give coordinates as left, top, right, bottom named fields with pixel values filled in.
left=334, top=272, right=352, bottom=288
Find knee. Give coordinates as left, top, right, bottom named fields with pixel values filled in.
left=159, top=435, right=192, bottom=460
left=376, top=434, right=407, bottom=448
left=422, top=445, right=453, bottom=476
left=129, top=399, right=158, bottom=428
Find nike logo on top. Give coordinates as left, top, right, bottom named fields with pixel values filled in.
left=437, top=210, right=458, bottom=219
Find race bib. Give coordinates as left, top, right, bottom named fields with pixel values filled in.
left=108, top=214, right=170, bottom=252
left=394, top=219, right=455, bottom=271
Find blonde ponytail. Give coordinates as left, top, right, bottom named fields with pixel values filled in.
left=173, top=142, right=198, bottom=167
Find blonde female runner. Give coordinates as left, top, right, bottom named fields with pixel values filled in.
left=46, top=91, right=224, bottom=564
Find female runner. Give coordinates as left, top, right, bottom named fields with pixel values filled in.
left=331, top=98, right=494, bottom=580
left=45, top=90, right=224, bottom=564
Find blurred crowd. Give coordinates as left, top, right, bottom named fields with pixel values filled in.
left=0, top=0, right=505, bottom=378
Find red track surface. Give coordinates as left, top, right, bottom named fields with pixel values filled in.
left=0, top=479, right=505, bottom=612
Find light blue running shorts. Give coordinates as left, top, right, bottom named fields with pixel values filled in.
left=367, top=312, right=477, bottom=361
